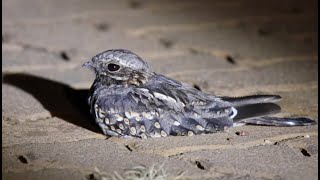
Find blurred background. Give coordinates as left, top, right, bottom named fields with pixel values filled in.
left=2, top=0, right=318, bottom=179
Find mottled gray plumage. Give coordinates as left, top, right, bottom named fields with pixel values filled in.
left=83, top=49, right=316, bottom=138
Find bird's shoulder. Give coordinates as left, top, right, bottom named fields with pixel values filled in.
left=144, top=74, right=216, bottom=104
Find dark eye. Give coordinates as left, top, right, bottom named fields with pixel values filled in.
left=107, top=63, right=120, bottom=72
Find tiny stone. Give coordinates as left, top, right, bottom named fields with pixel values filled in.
left=235, top=131, right=249, bottom=136
left=95, top=23, right=109, bottom=32
left=304, top=134, right=310, bottom=138
left=264, top=139, right=271, bottom=144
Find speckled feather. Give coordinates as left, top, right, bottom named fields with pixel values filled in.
left=83, top=49, right=316, bottom=138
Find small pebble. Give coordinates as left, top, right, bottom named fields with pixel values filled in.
left=304, top=134, right=310, bottom=138
left=235, top=131, right=249, bottom=136
left=264, top=139, right=271, bottom=144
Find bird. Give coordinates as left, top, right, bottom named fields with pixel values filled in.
left=83, top=49, right=316, bottom=138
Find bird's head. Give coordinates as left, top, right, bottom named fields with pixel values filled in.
left=83, top=49, right=154, bottom=86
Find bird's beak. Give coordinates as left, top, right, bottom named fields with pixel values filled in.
left=82, top=61, right=94, bottom=69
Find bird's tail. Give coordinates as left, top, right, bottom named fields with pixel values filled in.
left=236, top=116, right=316, bottom=126
left=220, top=95, right=282, bottom=107
left=220, top=95, right=316, bottom=127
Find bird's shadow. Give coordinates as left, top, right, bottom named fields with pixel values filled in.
left=3, top=73, right=101, bottom=134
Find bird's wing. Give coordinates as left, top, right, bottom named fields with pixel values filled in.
left=144, top=75, right=233, bottom=110
left=90, top=75, right=236, bottom=136
left=142, top=75, right=236, bottom=128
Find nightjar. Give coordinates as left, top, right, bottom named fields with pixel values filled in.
left=83, top=49, right=316, bottom=138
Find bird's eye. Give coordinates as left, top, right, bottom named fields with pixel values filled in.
left=107, top=63, right=120, bottom=72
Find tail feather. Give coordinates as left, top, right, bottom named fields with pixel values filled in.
left=224, top=94, right=317, bottom=127
left=237, top=116, right=316, bottom=126
left=233, top=103, right=281, bottom=121
left=221, top=95, right=282, bottom=107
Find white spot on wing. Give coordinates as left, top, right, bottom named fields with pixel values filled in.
left=116, top=129, right=122, bottom=134
left=109, top=107, right=116, bottom=114
left=105, top=118, right=110, bottom=124
left=161, top=130, right=167, bottom=137
left=285, top=121, right=296, bottom=126
left=178, top=101, right=185, bottom=107
left=138, top=88, right=149, bottom=93
left=141, top=133, right=147, bottom=139
left=114, top=114, right=123, bottom=121
left=131, top=112, right=140, bottom=117
left=174, top=121, right=181, bottom=126
left=130, top=94, right=139, bottom=103
left=125, top=112, right=131, bottom=119
left=230, top=107, right=238, bottom=119
left=233, top=123, right=245, bottom=127
left=135, top=116, right=142, bottom=121
left=154, top=92, right=177, bottom=103
left=94, top=104, right=99, bottom=118
left=140, top=125, right=146, bottom=132
left=196, top=125, right=205, bottom=131
left=130, top=127, right=136, bottom=135
left=110, top=126, right=115, bottom=131
left=124, top=118, right=130, bottom=125
left=154, top=122, right=161, bottom=128
left=125, top=111, right=140, bottom=119
left=118, top=123, right=124, bottom=130
left=188, top=131, right=194, bottom=136
left=150, top=110, right=156, bottom=116
left=142, top=112, right=153, bottom=119
left=153, top=132, right=161, bottom=138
